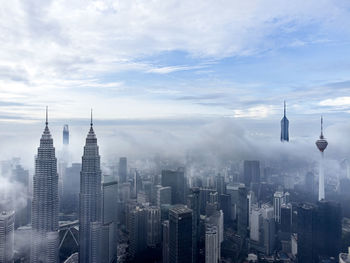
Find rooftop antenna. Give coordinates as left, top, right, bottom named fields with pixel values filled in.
left=45, top=106, right=48, bottom=127
left=90, top=108, right=93, bottom=127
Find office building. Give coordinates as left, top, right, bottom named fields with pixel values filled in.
left=0, top=211, right=15, bottom=263
left=157, top=186, right=172, bottom=207
left=145, top=206, right=161, bottom=247
left=161, top=168, right=185, bottom=205
left=79, top=115, right=102, bottom=263
left=118, top=157, right=127, bottom=183
left=30, top=109, right=59, bottom=263
left=169, top=205, right=192, bottom=263
left=205, top=225, right=219, bottom=263
left=187, top=187, right=200, bottom=263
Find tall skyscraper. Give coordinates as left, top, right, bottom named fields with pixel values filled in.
left=145, top=206, right=161, bottom=247
left=101, top=180, right=118, bottom=263
left=243, top=160, right=260, bottom=189
left=316, top=200, right=342, bottom=260
left=169, top=205, right=192, bottom=263
left=187, top=187, right=200, bottom=263
left=162, top=220, right=170, bottom=263
left=79, top=112, right=102, bottom=263
left=280, top=101, right=289, bottom=142
left=157, top=186, right=172, bottom=207
left=161, top=168, right=185, bottom=205
left=297, top=203, right=318, bottom=263
left=237, top=185, right=248, bottom=239
left=63, top=124, right=69, bottom=145
left=0, top=211, right=15, bottom=263
left=205, top=225, right=219, bottom=263
left=118, top=157, right=127, bottom=183
left=31, top=108, right=59, bottom=263
left=315, top=116, right=328, bottom=201
left=128, top=206, right=147, bottom=259
left=273, top=191, right=287, bottom=223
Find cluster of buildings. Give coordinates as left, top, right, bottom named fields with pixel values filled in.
left=0, top=104, right=349, bottom=263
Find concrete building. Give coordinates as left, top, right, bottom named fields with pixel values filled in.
left=169, top=205, right=192, bottom=263
left=0, top=211, right=15, bottom=263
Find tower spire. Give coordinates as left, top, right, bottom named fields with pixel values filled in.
left=320, top=115, right=323, bottom=138
left=45, top=106, right=48, bottom=127
left=284, top=100, right=286, bottom=117
left=90, top=108, right=93, bottom=127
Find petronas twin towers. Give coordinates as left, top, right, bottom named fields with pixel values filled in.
left=30, top=109, right=102, bottom=263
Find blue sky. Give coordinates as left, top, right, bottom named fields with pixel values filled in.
left=1, top=0, right=350, bottom=122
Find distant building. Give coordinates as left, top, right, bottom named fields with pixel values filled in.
left=237, top=185, right=248, bottom=239
left=169, top=205, right=192, bottom=263
left=273, top=191, right=288, bottom=223
left=0, top=211, right=15, bottom=263
left=161, top=168, right=185, bottom=205
left=280, top=101, right=289, bottom=142
left=243, top=160, right=260, bottom=189
left=63, top=124, right=69, bottom=145
left=157, top=186, right=172, bottom=207
left=31, top=109, right=59, bottom=263
left=62, top=163, right=81, bottom=215
left=118, top=157, right=127, bottom=183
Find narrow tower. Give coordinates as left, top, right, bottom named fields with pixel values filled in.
left=315, top=116, right=328, bottom=201
left=79, top=110, right=102, bottom=263
left=31, top=107, right=59, bottom=263
left=281, top=101, right=289, bottom=142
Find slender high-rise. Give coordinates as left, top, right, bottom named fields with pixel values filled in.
left=280, top=101, right=289, bottom=142
left=315, top=116, right=328, bottom=201
left=30, top=108, right=59, bottom=263
left=0, top=211, right=15, bottom=263
left=79, top=111, right=102, bottom=263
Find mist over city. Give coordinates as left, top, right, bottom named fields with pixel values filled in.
left=1, top=1, right=350, bottom=263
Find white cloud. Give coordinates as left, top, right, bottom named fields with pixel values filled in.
left=319, top=97, right=350, bottom=107
left=0, top=0, right=349, bottom=120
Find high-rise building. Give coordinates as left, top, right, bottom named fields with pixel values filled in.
left=169, top=205, right=192, bottom=263
left=187, top=187, right=200, bottom=263
left=101, top=180, right=118, bottom=262
left=215, top=174, right=226, bottom=195
left=280, top=203, right=292, bottom=234
left=262, top=204, right=275, bottom=256
left=206, top=210, right=224, bottom=260
left=205, top=225, right=219, bottom=263
left=0, top=211, right=15, bottom=263
left=219, top=194, right=231, bottom=224
left=273, top=191, right=287, bottom=223
left=162, top=220, right=170, bottom=263
left=128, top=206, right=147, bottom=259
left=243, top=161, right=260, bottom=189
left=297, top=203, right=318, bottom=263
left=63, top=124, right=69, bottom=145
left=237, top=185, right=248, bottom=239
left=79, top=114, right=102, bottom=263
left=118, top=157, right=127, bottom=183
left=316, top=200, right=342, bottom=259
left=157, top=186, right=172, bottom=207
left=145, top=206, right=161, bottom=247
left=315, top=116, right=328, bottom=201
left=62, top=163, right=81, bottom=215
left=161, top=168, right=185, bottom=205
left=280, top=101, right=289, bottom=142
left=30, top=108, right=59, bottom=263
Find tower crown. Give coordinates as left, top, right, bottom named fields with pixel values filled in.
left=316, top=116, right=328, bottom=152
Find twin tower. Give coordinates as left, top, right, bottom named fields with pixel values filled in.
left=31, top=108, right=101, bottom=263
